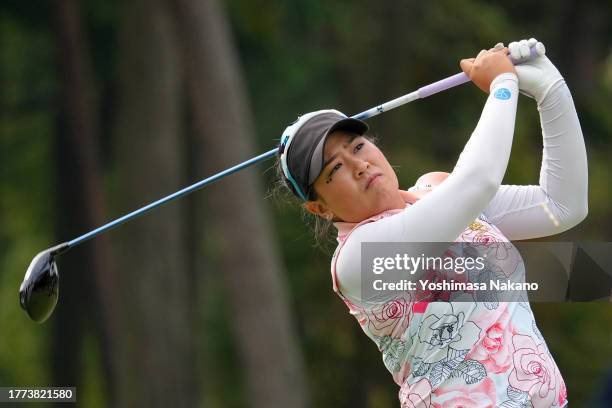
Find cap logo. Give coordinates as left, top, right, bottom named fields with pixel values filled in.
left=279, top=135, right=290, bottom=154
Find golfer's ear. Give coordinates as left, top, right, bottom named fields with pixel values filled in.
left=303, top=200, right=331, bottom=219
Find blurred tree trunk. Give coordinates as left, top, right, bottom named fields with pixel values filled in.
left=170, top=0, right=309, bottom=407
left=112, top=0, right=196, bottom=406
left=555, top=0, right=611, bottom=99
left=51, top=0, right=120, bottom=404
left=540, top=0, right=609, bottom=102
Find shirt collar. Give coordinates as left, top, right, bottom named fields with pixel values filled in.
left=333, top=195, right=412, bottom=242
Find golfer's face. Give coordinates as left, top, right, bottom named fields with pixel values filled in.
left=312, top=130, right=401, bottom=222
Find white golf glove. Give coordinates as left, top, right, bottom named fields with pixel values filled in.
left=507, top=38, right=564, bottom=105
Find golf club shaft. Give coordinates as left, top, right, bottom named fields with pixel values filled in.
left=68, top=49, right=537, bottom=248
left=68, top=148, right=278, bottom=247
left=354, top=47, right=538, bottom=120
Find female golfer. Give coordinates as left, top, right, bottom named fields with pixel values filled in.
left=277, top=39, right=586, bottom=407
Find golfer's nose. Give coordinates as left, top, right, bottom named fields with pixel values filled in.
left=354, top=159, right=370, bottom=178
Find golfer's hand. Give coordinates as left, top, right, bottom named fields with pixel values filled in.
left=460, top=47, right=516, bottom=93
left=508, top=38, right=563, bottom=105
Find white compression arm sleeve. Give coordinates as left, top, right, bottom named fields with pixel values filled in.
left=482, top=81, right=588, bottom=239
left=336, top=73, right=519, bottom=298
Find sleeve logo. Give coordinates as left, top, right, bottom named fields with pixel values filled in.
left=494, top=88, right=512, bottom=100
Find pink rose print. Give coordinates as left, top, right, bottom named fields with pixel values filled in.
left=381, top=299, right=408, bottom=319
left=418, top=272, right=452, bottom=302
left=416, top=270, right=466, bottom=302
left=557, top=375, right=568, bottom=406
left=368, top=296, right=412, bottom=337
left=432, top=377, right=496, bottom=408
left=472, top=231, right=500, bottom=246
left=399, top=378, right=432, bottom=408
left=467, top=322, right=514, bottom=374
left=412, top=301, right=429, bottom=314
left=509, top=334, right=559, bottom=408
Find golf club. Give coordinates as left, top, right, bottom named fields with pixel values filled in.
left=19, top=47, right=541, bottom=323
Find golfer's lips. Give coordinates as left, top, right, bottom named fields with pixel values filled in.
left=366, top=173, right=383, bottom=189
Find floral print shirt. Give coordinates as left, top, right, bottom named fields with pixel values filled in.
left=331, top=74, right=588, bottom=408
left=332, top=213, right=568, bottom=408
left=329, top=77, right=585, bottom=407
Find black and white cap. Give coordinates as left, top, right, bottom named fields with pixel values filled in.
left=279, top=109, right=369, bottom=200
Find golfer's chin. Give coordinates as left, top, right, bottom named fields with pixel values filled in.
left=356, top=188, right=405, bottom=220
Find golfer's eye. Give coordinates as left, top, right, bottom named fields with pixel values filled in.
left=327, top=163, right=342, bottom=183
left=354, top=143, right=364, bottom=153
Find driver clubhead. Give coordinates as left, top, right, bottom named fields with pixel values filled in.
left=19, top=242, right=69, bottom=323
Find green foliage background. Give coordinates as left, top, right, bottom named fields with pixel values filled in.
left=1, top=0, right=610, bottom=406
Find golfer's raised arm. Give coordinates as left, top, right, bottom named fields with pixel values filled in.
left=347, top=70, right=518, bottom=244
left=482, top=44, right=588, bottom=239
left=335, top=69, right=519, bottom=295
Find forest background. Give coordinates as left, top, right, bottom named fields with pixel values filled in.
left=1, top=0, right=611, bottom=407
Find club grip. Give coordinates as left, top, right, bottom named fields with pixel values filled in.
left=418, top=46, right=541, bottom=98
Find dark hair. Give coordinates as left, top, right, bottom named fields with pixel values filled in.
left=269, top=133, right=379, bottom=251
left=270, top=155, right=336, bottom=251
